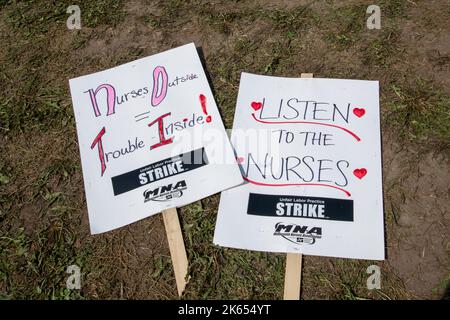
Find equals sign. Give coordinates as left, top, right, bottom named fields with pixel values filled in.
left=135, top=111, right=150, bottom=122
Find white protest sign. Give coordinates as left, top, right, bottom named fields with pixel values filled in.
left=214, top=73, right=384, bottom=260
left=69, top=43, right=243, bottom=234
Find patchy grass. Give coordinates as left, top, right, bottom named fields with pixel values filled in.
left=0, top=1, right=126, bottom=134
left=324, top=4, right=367, bottom=48
left=362, top=27, right=401, bottom=67
left=0, top=223, right=89, bottom=299
left=5, top=0, right=125, bottom=34
left=379, top=0, right=408, bottom=19
left=0, top=0, right=127, bottom=300
left=180, top=198, right=285, bottom=299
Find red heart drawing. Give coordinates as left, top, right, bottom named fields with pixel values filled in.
left=251, top=101, right=263, bottom=111
left=353, top=168, right=367, bottom=179
left=353, top=108, right=366, bottom=118
left=236, top=157, right=245, bottom=164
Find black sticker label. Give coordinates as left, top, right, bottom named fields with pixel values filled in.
left=247, top=193, right=353, bottom=222
left=111, top=147, right=208, bottom=196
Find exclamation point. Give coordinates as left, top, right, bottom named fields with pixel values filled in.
left=199, top=94, right=212, bottom=123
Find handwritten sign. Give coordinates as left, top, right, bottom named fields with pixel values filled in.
left=214, top=73, right=384, bottom=260
left=69, top=43, right=243, bottom=234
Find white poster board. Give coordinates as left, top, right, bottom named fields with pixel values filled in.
left=214, top=73, right=385, bottom=260
left=69, top=43, right=243, bottom=234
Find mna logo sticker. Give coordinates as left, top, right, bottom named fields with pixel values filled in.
left=143, top=180, right=187, bottom=202
left=274, top=222, right=322, bottom=245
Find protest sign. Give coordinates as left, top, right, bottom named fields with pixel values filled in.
left=69, top=43, right=242, bottom=234
left=214, top=72, right=385, bottom=261
left=69, top=43, right=243, bottom=294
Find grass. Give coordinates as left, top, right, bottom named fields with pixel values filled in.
left=357, top=25, right=402, bottom=68
left=432, top=273, right=450, bottom=296
left=0, top=0, right=126, bottom=133
left=5, top=0, right=125, bottom=33
left=0, top=146, right=87, bottom=299
left=0, top=224, right=88, bottom=299
left=180, top=199, right=285, bottom=299
left=379, top=0, right=408, bottom=19
left=385, top=79, right=450, bottom=149
left=0, top=0, right=448, bottom=300
left=0, top=1, right=127, bottom=298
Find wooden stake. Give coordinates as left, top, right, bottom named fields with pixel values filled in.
left=162, top=207, right=189, bottom=297
left=284, top=253, right=303, bottom=300
left=283, top=72, right=313, bottom=300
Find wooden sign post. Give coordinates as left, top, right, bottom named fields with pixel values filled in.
left=283, top=72, right=313, bottom=300
left=162, top=208, right=189, bottom=296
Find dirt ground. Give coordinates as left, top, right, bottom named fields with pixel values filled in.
left=0, top=0, right=449, bottom=300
